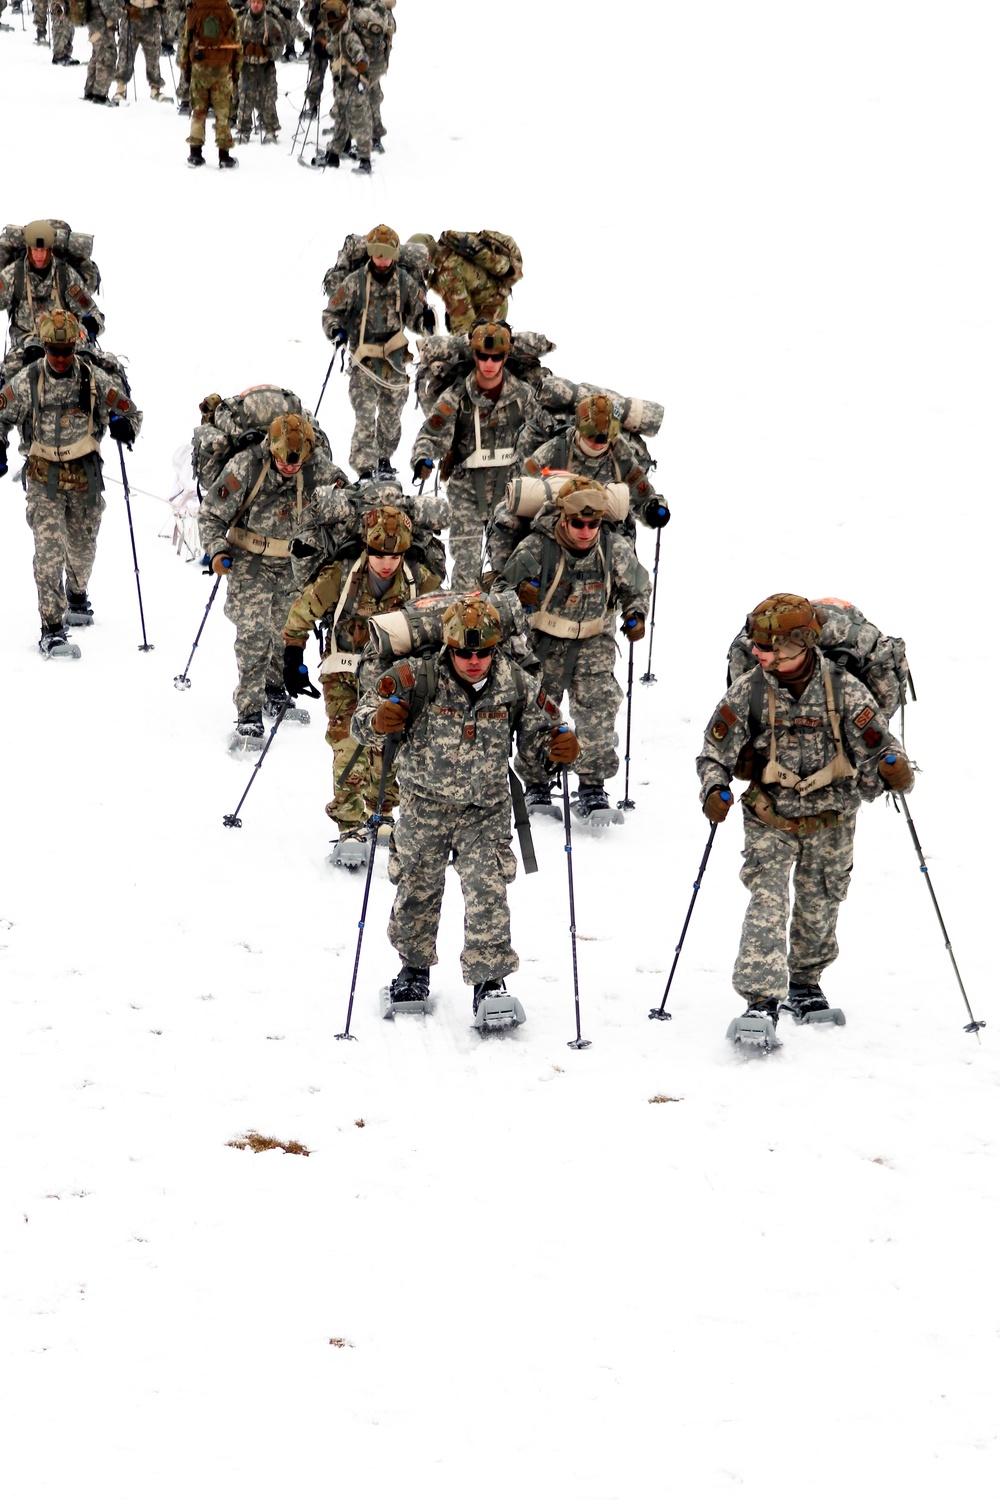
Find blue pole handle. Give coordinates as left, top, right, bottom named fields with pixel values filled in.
left=720, top=789, right=732, bottom=803
left=886, top=753, right=897, bottom=764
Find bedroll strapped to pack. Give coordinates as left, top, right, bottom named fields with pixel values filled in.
left=1, top=221, right=99, bottom=287
left=191, top=384, right=331, bottom=491
left=727, top=598, right=910, bottom=720
left=366, top=587, right=526, bottom=661
left=536, top=375, right=664, bottom=439
left=504, top=475, right=630, bottom=523
left=414, top=329, right=556, bottom=417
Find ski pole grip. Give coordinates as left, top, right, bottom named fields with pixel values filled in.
left=720, top=790, right=732, bottom=803
left=298, top=664, right=309, bottom=675
left=885, top=753, right=897, bottom=764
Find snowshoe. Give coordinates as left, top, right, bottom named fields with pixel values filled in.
left=264, top=691, right=310, bottom=725
left=228, top=716, right=264, bottom=755
left=525, top=781, right=561, bottom=820
left=39, top=626, right=81, bottom=660
left=0, top=20, right=14, bottom=30
left=54, top=56, right=81, bottom=65
left=299, top=149, right=336, bottom=170
left=150, top=90, right=173, bottom=103
left=571, top=783, right=624, bottom=828
left=353, top=158, right=372, bottom=175
left=381, top=965, right=431, bottom=1018
left=726, top=1001, right=782, bottom=1053
left=472, top=979, right=526, bottom=1031
left=373, top=138, right=385, bottom=154
left=64, top=591, right=94, bottom=627
left=780, top=982, right=846, bottom=1027
left=218, top=149, right=238, bottom=169
left=262, top=130, right=278, bottom=144
left=187, top=145, right=205, bottom=168
left=329, top=825, right=370, bottom=871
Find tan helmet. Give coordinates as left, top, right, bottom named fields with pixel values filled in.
left=442, top=593, right=503, bottom=651
left=364, top=505, right=412, bottom=555
left=268, top=413, right=314, bottom=466
left=469, top=319, right=511, bottom=357
left=748, top=593, right=822, bottom=649
left=553, top=475, right=607, bottom=518
left=23, top=219, right=56, bottom=253
left=576, top=392, right=621, bottom=446
left=407, top=233, right=438, bottom=262
left=199, top=392, right=223, bottom=424
left=366, top=224, right=400, bottom=262
left=38, top=308, right=80, bottom=348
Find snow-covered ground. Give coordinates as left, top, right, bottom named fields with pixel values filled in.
left=2, top=5, right=998, bottom=1496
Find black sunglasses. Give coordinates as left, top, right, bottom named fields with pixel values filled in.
left=567, top=515, right=602, bottom=530
left=452, top=647, right=494, bottom=660
left=474, top=350, right=505, bottom=362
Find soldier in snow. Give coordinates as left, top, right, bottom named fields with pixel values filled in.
left=352, top=594, right=579, bottom=1018
left=235, top=0, right=284, bottom=141
left=180, top=0, right=242, bottom=167
left=0, top=309, right=142, bottom=658
left=0, top=220, right=104, bottom=381
left=114, top=0, right=169, bottom=102
left=697, top=593, right=914, bottom=1043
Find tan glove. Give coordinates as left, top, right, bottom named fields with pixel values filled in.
left=704, top=787, right=734, bottom=822
left=373, top=699, right=409, bottom=735
left=517, top=579, right=540, bottom=608
left=548, top=726, right=580, bottom=764
left=622, top=615, right=645, bottom=642
left=211, top=553, right=232, bottom=577
left=878, top=753, right=913, bottom=792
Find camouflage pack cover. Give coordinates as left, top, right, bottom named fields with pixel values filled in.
left=537, top=374, right=664, bottom=438
left=414, top=329, right=556, bottom=416
left=322, top=232, right=429, bottom=300
left=191, top=384, right=332, bottom=490
left=437, top=231, right=523, bottom=292
left=367, top=588, right=526, bottom=659
left=290, top=477, right=447, bottom=590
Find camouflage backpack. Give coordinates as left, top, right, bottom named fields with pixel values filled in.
left=191, top=384, right=332, bottom=493
left=290, top=477, right=448, bottom=591
left=321, top=232, right=430, bottom=302
left=727, top=597, right=911, bottom=720
left=0, top=220, right=100, bottom=290
left=437, top=231, right=524, bottom=296
left=414, top=329, right=556, bottom=417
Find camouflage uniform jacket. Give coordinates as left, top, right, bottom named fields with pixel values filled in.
left=0, top=357, right=142, bottom=460
left=352, top=650, right=557, bottom=806
left=411, top=369, right=539, bottom=473
left=501, top=509, right=650, bottom=643
left=314, top=9, right=364, bottom=73
left=322, top=265, right=426, bottom=370
left=283, top=551, right=439, bottom=651
left=0, top=257, right=105, bottom=350
left=199, top=441, right=347, bottom=559
left=239, top=6, right=286, bottom=60
left=697, top=649, right=903, bottom=822
left=522, top=430, right=661, bottom=517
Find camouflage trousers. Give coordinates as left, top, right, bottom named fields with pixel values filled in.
left=237, top=60, right=279, bottom=134
left=188, top=64, right=235, bottom=148
left=733, top=809, right=856, bottom=1003
left=322, top=672, right=399, bottom=828
left=25, top=477, right=105, bottom=629
left=34, top=0, right=72, bottom=52
left=369, top=70, right=384, bottom=140
left=328, top=76, right=373, bottom=159
left=387, top=789, right=518, bottom=985
left=347, top=361, right=408, bottom=473
left=528, top=632, right=623, bottom=783
left=223, top=552, right=296, bottom=718
left=445, top=470, right=510, bottom=593
left=115, top=9, right=163, bottom=88
left=162, top=0, right=184, bottom=43
left=86, top=20, right=118, bottom=98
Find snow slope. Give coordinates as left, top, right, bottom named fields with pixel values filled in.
left=2, top=5, right=998, bottom=1496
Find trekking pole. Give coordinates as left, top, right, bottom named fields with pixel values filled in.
left=560, top=761, right=591, bottom=1050
left=640, top=530, right=661, bottom=685
left=892, top=775, right=984, bottom=1037
left=164, top=47, right=177, bottom=96
left=648, top=816, right=723, bottom=1021
left=314, top=350, right=336, bottom=417
left=173, top=570, right=224, bottom=689
left=335, top=733, right=399, bottom=1041
left=616, top=640, right=636, bottom=811
left=118, top=446, right=154, bottom=651
left=222, top=701, right=290, bottom=828
left=127, top=16, right=137, bottom=101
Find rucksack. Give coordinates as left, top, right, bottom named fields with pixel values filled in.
left=191, top=384, right=332, bottom=492
left=0, top=221, right=100, bottom=292
left=727, top=598, right=911, bottom=719
left=322, top=234, right=430, bottom=302
left=414, top=329, right=556, bottom=417
left=290, top=478, right=448, bottom=590
left=437, top=230, right=523, bottom=295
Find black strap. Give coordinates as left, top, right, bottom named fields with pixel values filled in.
left=508, top=766, right=537, bottom=875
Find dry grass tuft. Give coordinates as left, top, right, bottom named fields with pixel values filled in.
left=329, top=1337, right=354, bottom=1348
left=354, top=1119, right=366, bottom=1128
left=227, top=1132, right=311, bottom=1156
left=648, top=1094, right=683, bottom=1104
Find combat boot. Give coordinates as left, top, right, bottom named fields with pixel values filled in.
left=177, top=99, right=191, bottom=115
left=64, top=590, right=94, bottom=627
left=219, top=148, right=238, bottom=169
left=782, top=981, right=829, bottom=1020
left=353, top=157, right=372, bottom=175
left=39, top=625, right=81, bottom=660
left=35, top=29, right=46, bottom=43
left=373, top=138, right=385, bottom=154
left=389, top=966, right=430, bottom=1006
left=236, top=130, right=250, bottom=144
left=525, top=782, right=561, bottom=820
left=262, top=130, right=277, bottom=144
left=114, top=81, right=126, bottom=101
left=187, top=144, right=205, bottom=167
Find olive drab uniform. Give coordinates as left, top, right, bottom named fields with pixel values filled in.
left=322, top=262, right=427, bottom=477
left=697, top=651, right=909, bottom=1006
left=501, top=509, right=650, bottom=783
left=0, top=257, right=104, bottom=381
left=411, top=368, right=541, bottom=593
left=282, top=550, right=440, bottom=828
left=85, top=0, right=122, bottom=100
left=115, top=0, right=165, bottom=94
left=236, top=1, right=284, bottom=138
left=0, top=357, right=142, bottom=631
left=352, top=651, right=559, bottom=986
left=180, top=0, right=242, bottom=150
left=198, top=441, right=347, bottom=718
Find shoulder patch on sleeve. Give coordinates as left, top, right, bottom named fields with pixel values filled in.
left=116, top=398, right=130, bottom=413
left=396, top=663, right=415, bottom=689
left=711, top=703, right=737, bottom=741
left=429, top=413, right=444, bottom=429
left=524, top=458, right=540, bottom=475
left=853, top=706, right=874, bottom=730
left=536, top=688, right=560, bottom=719
left=105, top=389, right=118, bottom=408
left=223, top=473, right=240, bottom=495
left=862, top=727, right=883, bottom=748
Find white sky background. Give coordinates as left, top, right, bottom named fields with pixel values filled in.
left=2, top=4, right=999, bottom=1496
